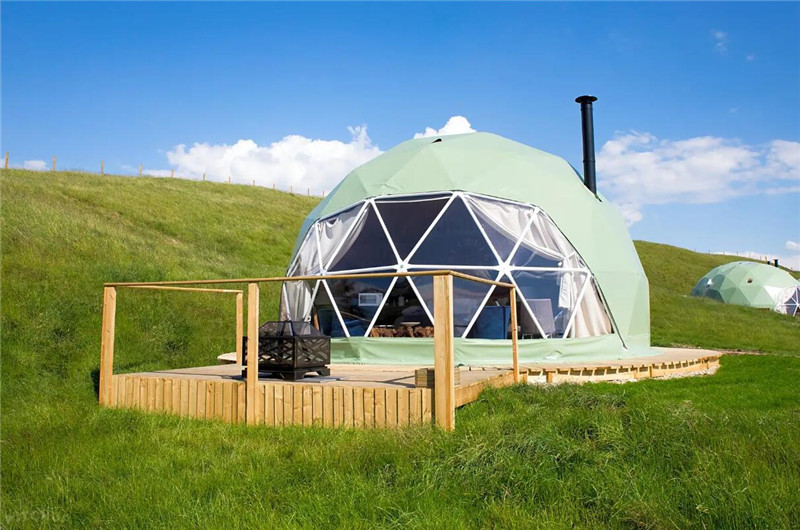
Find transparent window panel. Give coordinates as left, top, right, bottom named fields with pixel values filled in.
left=464, top=273, right=517, bottom=340
left=509, top=226, right=563, bottom=268
left=570, top=277, right=613, bottom=337
left=328, top=205, right=397, bottom=271
left=375, top=197, right=449, bottom=260
left=326, top=274, right=395, bottom=337
left=409, top=196, right=497, bottom=266
left=372, top=277, right=433, bottom=335
left=465, top=195, right=534, bottom=262
left=477, top=219, right=519, bottom=264
left=511, top=270, right=583, bottom=338
left=283, top=280, right=318, bottom=322
left=289, top=228, right=321, bottom=276
left=534, top=210, right=577, bottom=263
left=510, top=215, right=565, bottom=268
left=311, top=281, right=346, bottom=338
left=318, top=203, right=364, bottom=269
left=412, top=269, right=496, bottom=337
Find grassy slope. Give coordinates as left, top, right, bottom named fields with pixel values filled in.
left=636, top=241, right=800, bottom=355
left=2, top=170, right=799, bottom=528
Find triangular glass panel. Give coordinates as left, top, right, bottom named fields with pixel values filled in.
left=328, top=204, right=397, bottom=271
left=318, top=203, right=365, bottom=270
left=371, top=277, right=433, bottom=337
left=467, top=273, right=514, bottom=339
left=464, top=195, right=533, bottom=263
left=289, top=228, right=321, bottom=276
left=477, top=219, right=519, bottom=263
left=412, top=269, right=496, bottom=337
left=325, top=274, right=395, bottom=337
left=311, top=281, right=346, bottom=338
left=408, top=197, right=497, bottom=266
left=509, top=224, right=563, bottom=268
left=569, top=276, right=612, bottom=337
left=509, top=215, right=566, bottom=268
left=511, top=270, right=588, bottom=338
left=375, top=197, right=449, bottom=260
left=283, top=279, right=318, bottom=321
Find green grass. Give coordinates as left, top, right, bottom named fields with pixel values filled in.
left=636, top=241, right=800, bottom=355
left=2, top=170, right=799, bottom=528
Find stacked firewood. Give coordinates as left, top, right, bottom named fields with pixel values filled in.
left=369, top=326, right=435, bottom=338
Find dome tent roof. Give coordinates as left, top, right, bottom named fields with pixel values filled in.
left=290, top=132, right=650, bottom=358
left=692, top=261, right=799, bottom=310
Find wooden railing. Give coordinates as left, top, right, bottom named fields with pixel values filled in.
left=100, top=270, right=520, bottom=431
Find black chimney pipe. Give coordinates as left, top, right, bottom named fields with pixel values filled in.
left=575, top=95, right=598, bottom=195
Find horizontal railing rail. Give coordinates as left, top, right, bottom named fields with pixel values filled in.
left=104, top=270, right=514, bottom=289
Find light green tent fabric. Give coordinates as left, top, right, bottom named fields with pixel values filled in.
left=692, top=261, right=799, bottom=309
left=290, top=132, right=651, bottom=364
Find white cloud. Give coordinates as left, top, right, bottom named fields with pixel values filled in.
left=414, top=116, right=475, bottom=139
left=139, top=116, right=476, bottom=194
left=151, top=126, right=382, bottom=194
left=23, top=159, right=48, bottom=171
left=786, top=241, right=800, bottom=252
left=597, top=131, right=800, bottom=225
left=745, top=54, right=756, bottom=62
left=712, top=30, right=728, bottom=54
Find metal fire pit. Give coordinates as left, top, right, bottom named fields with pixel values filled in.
left=241, top=321, right=331, bottom=381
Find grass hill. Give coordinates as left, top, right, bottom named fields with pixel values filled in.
left=2, top=169, right=798, bottom=528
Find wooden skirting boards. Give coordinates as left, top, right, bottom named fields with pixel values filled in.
left=110, top=375, right=435, bottom=428
left=455, top=371, right=527, bottom=407
left=526, top=355, right=720, bottom=384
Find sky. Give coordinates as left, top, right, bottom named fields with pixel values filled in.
left=3, top=2, right=799, bottom=268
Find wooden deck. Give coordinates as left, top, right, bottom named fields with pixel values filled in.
left=108, top=348, right=720, bottom=427
left=109, top=365, right=524, bottom=428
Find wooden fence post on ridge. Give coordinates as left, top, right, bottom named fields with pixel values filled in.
left=246, top=283, right=259, bottom=425
left=433, top=274, right=455, bottom=431
left=99, top=286, right=117, bottom=406
left=139, top=164, right=143, bottom=177
left=52, top=155, right=56, bottom=172
left=4, top=152, right=8, bottom=169
left=100, top=160, right=104, bottom=175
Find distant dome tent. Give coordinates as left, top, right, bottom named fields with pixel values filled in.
left=279, top=128, right=651, bottom=365
left=691, top=261, right=800, bottom=316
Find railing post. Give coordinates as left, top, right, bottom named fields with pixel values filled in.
left=246, top=283, right=259, bottom=424
left=99, top=286, right=117, bottom=406
left=236, top=292, right=244, bottom=365
left=510, top=286, right=520, bottom=383
left=433, top=274, right=455, bottom=431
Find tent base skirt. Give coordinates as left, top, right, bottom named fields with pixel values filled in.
left=331, top=334, right=656, bottom=366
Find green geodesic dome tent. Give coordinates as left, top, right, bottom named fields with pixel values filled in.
left=692, top=261, right=800, bottom=315
left=281, top=132, right=652, bottom=365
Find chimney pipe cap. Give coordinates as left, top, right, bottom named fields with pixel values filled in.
left=575, top=95, right=598, bottom=104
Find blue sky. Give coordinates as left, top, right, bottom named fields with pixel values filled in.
left=3, top=2, right=799, bottom=267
